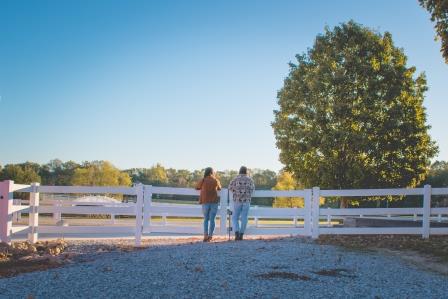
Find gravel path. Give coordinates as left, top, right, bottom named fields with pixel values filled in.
left=0, top=237, right=447, bottom=298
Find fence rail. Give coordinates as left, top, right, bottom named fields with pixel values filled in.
left=0, top=180, right=447, bottom=245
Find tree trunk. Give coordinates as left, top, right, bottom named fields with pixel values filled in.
left=340, top=197, right=349, bottom=208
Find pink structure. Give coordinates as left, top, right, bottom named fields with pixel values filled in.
left=0, top=180, right=13, bottom=243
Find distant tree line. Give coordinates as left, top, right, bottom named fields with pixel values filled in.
left=0, top=159, right=446, bottom=207
left=0, top=160, right=279, bottom=205
left=0, top=159, right=278, bottom=188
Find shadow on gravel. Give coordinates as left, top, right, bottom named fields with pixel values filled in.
left=313, top=268, right=356, bottom=278
left=255, top=271, right=312, bottom=281
left=0, top=259, right=65, bottom=278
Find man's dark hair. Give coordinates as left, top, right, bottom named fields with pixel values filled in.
left=239, top=166, right=248, bottom=175
left=204, top=167, right=214, bottom=178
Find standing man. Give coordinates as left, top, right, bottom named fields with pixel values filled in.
left=229, top=166, right=255, bottom=241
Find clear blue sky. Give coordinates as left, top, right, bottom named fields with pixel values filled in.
left=1, top=0, right=447, bottom=171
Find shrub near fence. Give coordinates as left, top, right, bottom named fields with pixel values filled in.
left=0, top=180, right=447, bottom=246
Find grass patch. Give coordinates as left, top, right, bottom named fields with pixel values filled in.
left=316, top=235, right=448, bottom=262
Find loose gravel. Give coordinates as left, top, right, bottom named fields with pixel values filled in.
left=0, top=237, right=447, bottom=298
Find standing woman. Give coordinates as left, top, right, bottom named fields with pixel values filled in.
left=196, top=167, right=222, bottom=242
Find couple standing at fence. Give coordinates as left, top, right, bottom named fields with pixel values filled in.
left=195, top=166, right=255, bottom=242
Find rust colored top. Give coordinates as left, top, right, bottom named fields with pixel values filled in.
left=196, top=176, right=222, bottom=204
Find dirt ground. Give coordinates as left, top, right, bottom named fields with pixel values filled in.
left=0, top=236, right=261, bottom=278
left=1, top=235, right=448, bottom=278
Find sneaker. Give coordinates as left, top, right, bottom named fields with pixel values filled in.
left=235, top=231, right=240, bottom=241
left=203, top=234, right=209, bottom=242
left=207, top=235, right=213, bottom=242
left=239, top=233, right=244, bottom=240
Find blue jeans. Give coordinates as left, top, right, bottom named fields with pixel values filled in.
left=232, top=201, right=250, bottom=234
left=202, top=203, right=218, bottom=236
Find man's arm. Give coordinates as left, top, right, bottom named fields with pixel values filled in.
left=228, top=178, right=235, bottom=193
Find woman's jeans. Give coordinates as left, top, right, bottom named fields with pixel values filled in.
left=202, top=203, right=218, bottom=236
left=232, top=201, right=250, bottom=234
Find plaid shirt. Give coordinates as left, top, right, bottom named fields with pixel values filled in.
left=229, top=175, right=255, bottom=203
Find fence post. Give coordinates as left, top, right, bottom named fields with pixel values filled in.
left=422, top=184, right=431, bottom=239
left=53, top=200, right=61, bottom=222
left=0, top=180, right=14, bottom=244
left=311, top=187, right=320, bottom=239
left=254, top=206, right=259, bottom=227
left=28, top=182, right=40, bottom=243
left=13, top=199, right=20, bottom=222
left=135, top=184, right=144, bottom=246
left=293, top=207, right=298, bottom=227
left=143, top=185, right=153, bottom=233
left=303, top=189, right=312, bottom=236
left=219, top=188, right=228, bottom=235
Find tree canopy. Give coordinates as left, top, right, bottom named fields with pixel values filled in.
left=424, top=160, right=448, bottom=187
left=272, top=171, right=303, bottom=208
left=272, top=21, right=438, bottom=200
left=71, top=161, right=132, bottom=186
left=419, top=0, right=448, bottom=63
left=0, top=162, right=41, bottom=184
left=39, top=159, right=80, bottom=185
left=1, top=158, right=446, bottom=206
left=0, top=160, right=279, bottom=191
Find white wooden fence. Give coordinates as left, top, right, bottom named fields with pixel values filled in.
left=0, top=180, right=447, bottom=246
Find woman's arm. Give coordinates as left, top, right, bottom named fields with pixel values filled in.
left=195, top=179, right=203, bottom=190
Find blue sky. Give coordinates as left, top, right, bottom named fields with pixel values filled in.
left=1, top=0, right=447, bottom=171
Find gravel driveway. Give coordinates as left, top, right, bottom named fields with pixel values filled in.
left=0, top=237, right=447, bottom=298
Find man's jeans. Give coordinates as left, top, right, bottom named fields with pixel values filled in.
left=202, top=203, right=218, bottom=236
left=232, top=201, right=250, bottom=234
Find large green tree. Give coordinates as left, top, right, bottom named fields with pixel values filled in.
left=419, top=0, right=448, bottom=63
left=272, top=21, right=438, bottom=207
